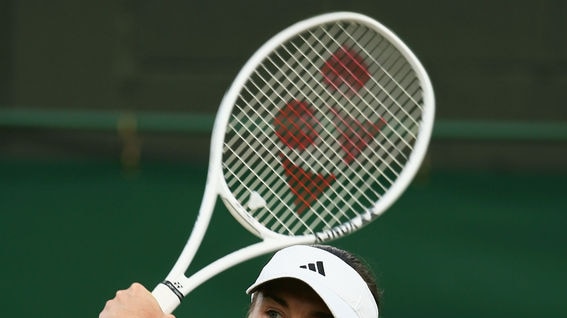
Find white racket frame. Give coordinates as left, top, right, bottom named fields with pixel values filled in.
left=152, top=11, right=435, bottom=313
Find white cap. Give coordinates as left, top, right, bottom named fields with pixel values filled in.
left=246, top=245, right=378, bottom=318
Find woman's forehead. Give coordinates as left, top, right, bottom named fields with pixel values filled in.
left=261, top=278, right=319, bottom=297
left=264, top=279, right=330, bottom=307
left=254, top=279, right=333, bottom=318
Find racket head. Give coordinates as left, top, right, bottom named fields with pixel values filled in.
left=210, top=11, right=434, bottom=242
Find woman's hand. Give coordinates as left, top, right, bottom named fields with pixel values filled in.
left=99, top=283, right=175, bottom=318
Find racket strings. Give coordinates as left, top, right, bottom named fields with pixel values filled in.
left=229, top=28, right=410, bottom=232
left=302, top=25, right=414, bottom=178
left=262, top=31, right=389, bottom=231
left=247, top=41, right=347, bottom=230
left=342, top=22, right=423, bottom=123
left=316, top=23, right=422, bottom=170
left=292, top=24, right=412, bottom=199
left=293, top=27, right=409, bottom=168
left=224, top=118, right=297, bottom=234
left=227, top=68, right=344, bottom=233
left=223, top=20, right=426, bottom=235
left=228, top=92, right=323, bottom=230
left=225, top=103, right=291, bottom=207
left=228, top=72, right=336, bottom=231
left=280, top=36, right=408, bottom=216
left=273, top=33, right=400, bottom=231
left=320, top=23, right=420, bottom=147
left=266, top=52, right=372, bottom=231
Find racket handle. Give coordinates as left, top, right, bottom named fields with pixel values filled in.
left=152, top=282, right=182, bottom=314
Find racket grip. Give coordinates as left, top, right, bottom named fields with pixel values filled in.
left=152, top=282, right=182, bottom=314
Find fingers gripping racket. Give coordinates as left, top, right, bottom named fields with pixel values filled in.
left=151, top=11, right=435, bottom=313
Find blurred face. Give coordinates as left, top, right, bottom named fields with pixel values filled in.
left=248, top=278, right=333, bottom=318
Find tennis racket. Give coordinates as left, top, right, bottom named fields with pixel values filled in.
left=151, top=11, right=435, bottom=313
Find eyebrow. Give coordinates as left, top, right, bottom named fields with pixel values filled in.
left=263, top=293, right=334, bottom=318
left=263, top=293, right=289, bottom=308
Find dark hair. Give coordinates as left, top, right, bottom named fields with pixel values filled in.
left=247, top=244, right=382, bottom=314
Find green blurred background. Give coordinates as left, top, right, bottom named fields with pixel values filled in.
left=1, top=1, right=566, bottom=317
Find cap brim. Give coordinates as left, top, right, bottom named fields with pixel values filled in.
left=247, top=271, right=358, bottom=317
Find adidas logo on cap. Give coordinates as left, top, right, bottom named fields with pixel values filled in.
left=299, top=261, right=326, bottom=276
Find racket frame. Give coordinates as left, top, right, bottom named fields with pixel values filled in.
left=152, top=11, right=434, bottom=313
